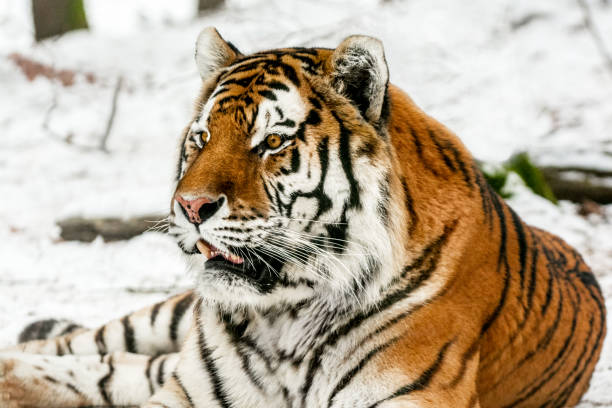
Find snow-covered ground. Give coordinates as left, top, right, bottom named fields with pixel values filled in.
left=1, top=0, right=611, bottom=405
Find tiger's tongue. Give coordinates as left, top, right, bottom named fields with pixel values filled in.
left=196, top=239, right=244, bottom=265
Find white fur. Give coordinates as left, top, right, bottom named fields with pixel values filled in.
left=195, top=27, right=236, bottom=80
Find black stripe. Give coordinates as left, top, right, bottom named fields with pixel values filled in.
left=481, top=243, right=540, bottom=374
left=172, top=372, right=195, bottom=407
left=473, top=165, right=493, bottom=228
left=197, top=317, right=232, bottom=408
left=211, top=87, right=228, bottom=99
left=223, top=59, right=269, bottom=77
left=447, top=340, right=479, bottom=388
left=480, top=190, right=510, bottom=335
left=151, top=301, right=163, bottom=326
left=295, top=137, right=332, bottom=229
left=445, top=138, right=473, bottom=188
left=145, top=355, right=155, bottom=395
left=290, top=147, right=300, bottom=173
left=43, top=375, right=58, bottom=384
left=18, top=319, right=58, bottom=342
left=333, top=111, right=361, bottom=209
left=292, top=109, right=321, bottom=142
left=157, top=356, right=166, bottom=387
left=541, top=245, right=555, bottom=315
left=428, top=128, right=456, bottom=172
left=309, top=96, right=322, bottom=110
left=258, top=90, right=277, bottom=100
left=453, top=152, right=473, bottom=188
left=97, top=355, right=114, bottom=405
left=94, top=326, right=107, bottom=355
left=65, top=337, right=74, bottom=354
left=401, top=178, right=418, bottom=235
left=221, top=314, right=265, bottom=391
left=267, top=81, right=290, bottom=91
left=55, top=338, right=64, bottom=356
left=509, top=207, right=528, bottom=290
left=121, top=315, right=136, bottom=353
left=401, top=221, right=457, bottom=281
left=274, top=118, right=295, bottom=128
left=170, top=293, right=195, bottom=343
left=65, top=383, right=84, bottom=397
left=369, top=339, right=454, bottom=407
left=279, top=62, right=300, bottom=87
left=275, top=106, right=284, bottom=118
left=59, top=323, right=82, bottom=336
left=409, top=127, right=424, bottom=162
left=327, top=336, right=401, bottom=407
left=305, top=109, right=321, bottom=126
left=218, top=73, right=259, bottom=89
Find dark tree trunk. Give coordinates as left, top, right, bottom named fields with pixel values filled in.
left=31, top=0, right=88, bottom=42
left=197, top=0, right=224, bottom=14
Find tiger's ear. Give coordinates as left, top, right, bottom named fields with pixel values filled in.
left=195, top=27, right=242, bottom=80
left=330, top=35, right=389, bottom=123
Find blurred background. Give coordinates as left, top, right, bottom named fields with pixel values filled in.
left=0, top=0, right=611, bottom=405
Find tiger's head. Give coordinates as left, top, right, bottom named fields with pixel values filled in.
left=170, top=28, right=407, bottom=310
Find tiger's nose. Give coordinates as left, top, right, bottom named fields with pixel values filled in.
left=175, top=194, right=225, bottom=225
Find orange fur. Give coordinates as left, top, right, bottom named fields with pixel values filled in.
left=173, top=45, right=606, bottom=406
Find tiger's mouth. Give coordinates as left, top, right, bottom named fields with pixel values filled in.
left=195, top=239, right=282, bottom=291
left=196, top=239, right=244, bottom=264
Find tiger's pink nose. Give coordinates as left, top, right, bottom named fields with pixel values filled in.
left=175, top=194, right=223, bottom=225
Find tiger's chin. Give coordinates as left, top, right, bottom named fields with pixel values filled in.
left=187, top=238, right=299, bottom=309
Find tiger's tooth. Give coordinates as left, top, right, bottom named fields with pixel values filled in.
left=196, top=240, right=212, bottom=259
left=228, top=254, right=244, bottom=264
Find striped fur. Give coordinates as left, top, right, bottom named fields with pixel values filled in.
left=0, top=28, right=605, bottom=408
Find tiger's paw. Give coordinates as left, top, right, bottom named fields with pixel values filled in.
left=0, top=353, right=90, bottom=408
left=0, top=358, right=30, bottom=408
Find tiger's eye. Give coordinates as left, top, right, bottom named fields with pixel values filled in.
left=265, top=134, right=282, bottom=149
left=193, top=129, right=209, bottom=148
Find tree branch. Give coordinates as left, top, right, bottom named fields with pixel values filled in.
left=576, top=0, right=612, bottom=75
left=99, top=75, right=123, bottom=152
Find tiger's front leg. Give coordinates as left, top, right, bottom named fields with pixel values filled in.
left=0, top=351, right=179, bottom=407
left=6, top=291, right=196, bottom=357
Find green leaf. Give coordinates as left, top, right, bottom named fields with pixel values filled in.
left=506, top=152, right=557, bottom=204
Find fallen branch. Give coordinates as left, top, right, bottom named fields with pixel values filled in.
left=541, top=166, right=612, bottom=204
left=57, top=214, right=168, bottom=242
left=125, top=286, right=190, bottom=295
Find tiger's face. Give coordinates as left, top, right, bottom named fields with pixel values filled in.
left=170, top=28, right=405, bottom=309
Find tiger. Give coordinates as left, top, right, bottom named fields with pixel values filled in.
left=0, top=27, right=606, bottom=408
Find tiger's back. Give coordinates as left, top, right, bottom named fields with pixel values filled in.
left=386, top=86, right=606, bottom=407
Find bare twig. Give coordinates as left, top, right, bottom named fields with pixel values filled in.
left=576, top=0, right=612, bottom=75
left=100, top=75, right=123, bottom=152
left=42, top=87, right=60, bottom=139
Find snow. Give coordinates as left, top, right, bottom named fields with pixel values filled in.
left=0, top=0, right=611, bottom=405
